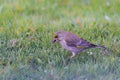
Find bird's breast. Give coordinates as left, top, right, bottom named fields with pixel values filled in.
left=60, top=40, right=69, bottom=49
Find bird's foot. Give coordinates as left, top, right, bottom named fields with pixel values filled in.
left=70, top=55, right=75, bottom=58
left=70, top=52, right=76, bottom=58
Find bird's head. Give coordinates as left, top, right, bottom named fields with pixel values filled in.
left=52, top=31, right=65, bottom=43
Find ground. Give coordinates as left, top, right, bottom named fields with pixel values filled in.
left=0, top=0, right=120, bottom=80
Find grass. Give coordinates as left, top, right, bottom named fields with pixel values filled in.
left=0, top=0, right=120, bottom=80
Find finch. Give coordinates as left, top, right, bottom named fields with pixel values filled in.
left=52, top=30, right=109, bottom=58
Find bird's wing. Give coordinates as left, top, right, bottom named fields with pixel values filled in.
left=64, top=32, right=96, bottom=48
left=76, top=39, right=96, bottom=48
left=64, top=32, right=81, bottom=47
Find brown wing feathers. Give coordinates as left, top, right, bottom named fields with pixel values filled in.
left=65, top=32, right=96, bottom=48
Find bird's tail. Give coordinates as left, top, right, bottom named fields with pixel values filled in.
left=91, top=45, right=111, bottom=54
left=94, top=45, right=107, bottom=49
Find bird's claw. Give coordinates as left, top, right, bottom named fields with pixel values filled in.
left=70, top=52, right=76, bottom=58
left=70, top=55, right=75, bottom=58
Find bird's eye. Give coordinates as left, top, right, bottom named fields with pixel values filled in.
left=54, top=35, right=58, bottom=38
left=54, top=34, right=58, bottom=38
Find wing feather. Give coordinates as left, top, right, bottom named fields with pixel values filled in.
left=76, top=39, right=96, bottom=48
left=64, top=32, right=96, bottom=48
left=65, top=32, right=81, bottom=47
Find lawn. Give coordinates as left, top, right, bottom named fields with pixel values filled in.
left=0, top=0, right=120, bottom=80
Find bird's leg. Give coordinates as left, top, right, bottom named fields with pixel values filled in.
left=71, top=52, right=76, bottom=58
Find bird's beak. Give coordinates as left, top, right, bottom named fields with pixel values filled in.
left=52, top=39, right=56, bottom=43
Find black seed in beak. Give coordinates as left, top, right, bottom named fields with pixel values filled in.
left=52, top=39, right=56, bottom=43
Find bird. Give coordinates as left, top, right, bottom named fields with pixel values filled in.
left=52, top=30, right=109, bottom=58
